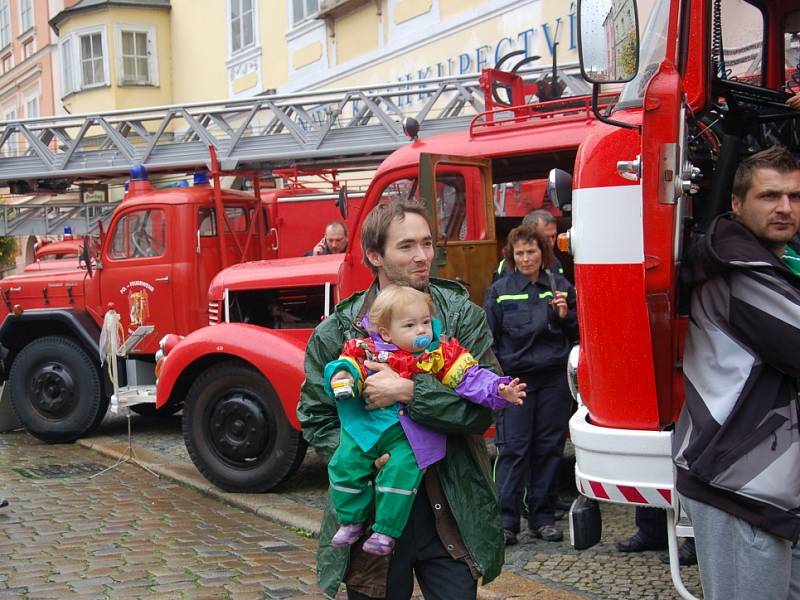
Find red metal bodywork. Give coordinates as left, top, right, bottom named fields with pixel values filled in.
left=572, top=0, right=800, bottom=432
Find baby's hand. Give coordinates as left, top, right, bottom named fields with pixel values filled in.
left=331, top=371, right=355, bottom=399
left=499, top=378, right=526, bottom=405
left=331, top=371, right=354, bottom=384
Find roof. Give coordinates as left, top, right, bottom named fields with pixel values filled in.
left=51, top=0, right=171, bottom=33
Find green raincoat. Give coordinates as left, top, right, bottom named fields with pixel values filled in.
left=298, top=278, right=505, bottom=598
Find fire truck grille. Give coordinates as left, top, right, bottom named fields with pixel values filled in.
left=208, top=301, right=220, bottom=325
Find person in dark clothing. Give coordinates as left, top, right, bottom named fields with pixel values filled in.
left=617, top=507, right=697, bottom=566
left=298, top=200, right=505, bottom=599
left=616, top=507, right=668, bottom=552
left=494, top=210, right=564, bottom=281
left=305, top=220, right=348, bottom=256
left=485, top=224, right=578, bottom=545
left=673, top=146, right=800, bottom=598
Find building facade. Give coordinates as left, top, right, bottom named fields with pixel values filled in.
left=47, top=0, right=602, bottom=110
left=0, top=0, right=64, bottom=156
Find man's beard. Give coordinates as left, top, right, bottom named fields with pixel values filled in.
left=382, top=262, right=429, bottom=292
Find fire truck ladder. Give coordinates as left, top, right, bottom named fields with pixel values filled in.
left=0, top=65, right=589, bottom=236
left=0, top=72, right=527, bottom=183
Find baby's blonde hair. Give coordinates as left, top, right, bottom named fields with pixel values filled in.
left=368, top=284, right=434, bottom=333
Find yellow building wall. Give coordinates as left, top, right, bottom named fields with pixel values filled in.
left=394, top=0, right=432, bottom=24
left=169, top=2, right=227, bottom=103
left=439, top=0, right=486, bottom=21
left=59, top=7, right=173, bottom=114
left=336, top=4, right=379, bottom=65
left=260, top=2, right=290, bottom=93
left=329, top=2, right=577, bottom=89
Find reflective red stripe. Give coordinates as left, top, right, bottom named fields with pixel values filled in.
left=657, top=488, right=672, bottom=504
left=617, top=485, right=647, bottom=504
left=589, top=480, right=609, bottom=499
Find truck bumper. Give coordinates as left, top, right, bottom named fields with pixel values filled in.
left=570, top=405, right=674, bottom=509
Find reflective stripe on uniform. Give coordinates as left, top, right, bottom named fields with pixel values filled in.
left=331, top=482, right=372, bottom=494
left=497, top=258, right=506, bottom=275
left=375, top=486, right=417, bottom=496
left=539, top=291, right=554, bottom=299
left=496, top=293, right=529, bottom=303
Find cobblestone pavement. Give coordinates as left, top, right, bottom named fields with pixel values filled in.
left=0, top=431, right=326, bottom=600
left=84, top=413, right=703, bottom=600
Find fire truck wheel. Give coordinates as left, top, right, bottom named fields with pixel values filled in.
left=8, top=335, right=104, bottom=443
left=182, top=362, right=307, bottom=493
left=130, top=402, right=182, bottom=417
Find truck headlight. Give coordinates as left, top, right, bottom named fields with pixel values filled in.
left=567, top=344, right=580, bottom=405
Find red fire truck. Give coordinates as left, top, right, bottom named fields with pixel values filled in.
left=0, top=164, right=363, bottom=442
left=556, top=0, right=800, bottom=594
left=154, top=85, right=617, bottom=492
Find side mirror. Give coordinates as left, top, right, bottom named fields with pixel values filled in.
left=79, top=235, right=93, bottom=278
left=548, top=168, right=573, bottom=214
left=337, top=185, right=348, bottom=220
left=578, top=0, right=640, bottom=84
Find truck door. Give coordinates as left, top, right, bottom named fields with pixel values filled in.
left=419, top=154, right=495, bottom=305
left=99, top=206, right=175, bottom=354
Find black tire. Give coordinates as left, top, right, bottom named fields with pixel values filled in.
left=130, top=402, right=182, bottom=417
left=182, top=362, right=307, bottom=493
left=8, top=336, right=104, bottom=443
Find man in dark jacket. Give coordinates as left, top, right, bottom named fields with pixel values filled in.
left=673, top=146, right=800, bottom=599
left=305, top=221, right=349, bottom=256
left=298, top=200, right=504, bottom=599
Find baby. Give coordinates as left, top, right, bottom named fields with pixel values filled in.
left=323, top=284, right=526, bottom=556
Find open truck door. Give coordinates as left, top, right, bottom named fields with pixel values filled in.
left=419, top=153, right=495, bottom=305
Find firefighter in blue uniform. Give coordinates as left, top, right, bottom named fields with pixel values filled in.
left=485, top=224, right=577, bottom=545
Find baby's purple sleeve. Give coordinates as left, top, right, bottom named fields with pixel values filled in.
left=454, top=367, right=514, bottom=410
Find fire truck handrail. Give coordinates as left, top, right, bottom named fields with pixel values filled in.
left=0, top=66, right=584, bottom=185
left=468, top=91, right=619, bottom=137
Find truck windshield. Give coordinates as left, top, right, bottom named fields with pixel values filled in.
left=616, top=0, right=670, bottom=109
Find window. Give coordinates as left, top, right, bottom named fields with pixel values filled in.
left=435, top=174, right=468, bottom=242
left=3, top=108, right=17, bottom=157
left=230, top=0, right=255, bottom=53
left=25, top=95, right=39, bottom=118
left=80, top=32, right=105, bottom=87
left=118, top=28, right=154, bottom=85
left=197, top=207, right=250, bottom=237
left=109, top=209, right=167, bottom=259
left=0, top=1, right=10, bottom=48
left=292, top=0, right=318, bottom=25
left=2, top=52, right=11, bottom=74
left=20, top=0, right=33, bottom=33
left=60, top=37, right=74, bottom=94
left=22, top=39, right=34, bottom=60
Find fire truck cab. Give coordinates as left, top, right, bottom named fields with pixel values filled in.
left=565, top=0, right=800, bottom=594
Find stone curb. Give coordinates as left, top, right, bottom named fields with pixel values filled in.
left=77, top=436, right=585, bottom=600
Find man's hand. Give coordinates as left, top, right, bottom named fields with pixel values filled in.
left=363, top=361, right=413, bottom=409
left=498, top=377, right=527, bottom=406
left=787, top=92, right=800, bottom=111
left=312, top=237, right=326, bottom=255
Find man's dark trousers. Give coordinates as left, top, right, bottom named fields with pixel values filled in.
left=636, top=506, right=667, bottom=544
left=495, top=369, right=571, bottom=531
left=346, top=483, right=476, bottom=600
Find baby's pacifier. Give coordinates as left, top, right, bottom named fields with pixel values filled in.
left=412, top=334, right=432, bottom=352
